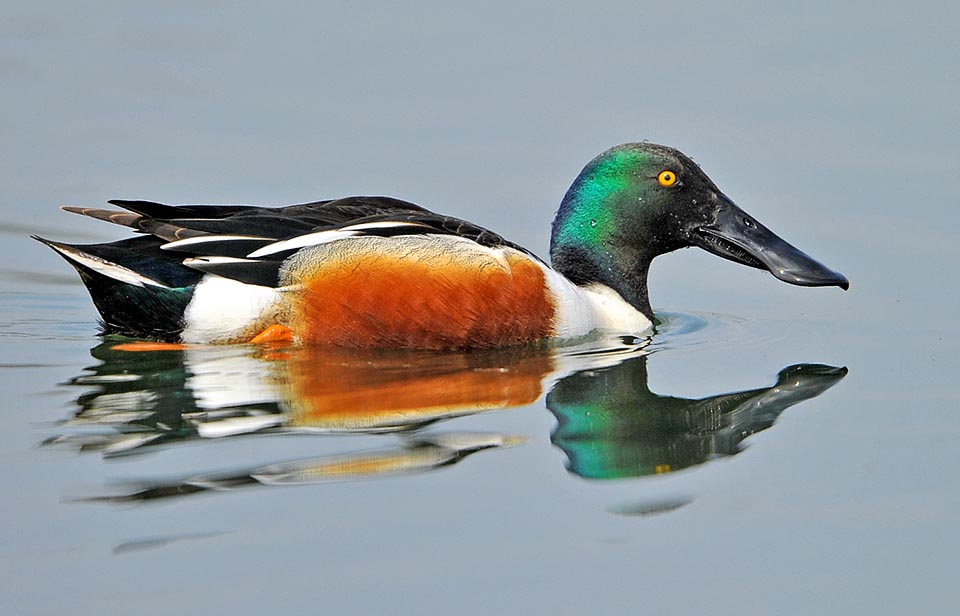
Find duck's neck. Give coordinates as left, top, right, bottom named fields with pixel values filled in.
left=550, top=243, right=654, bottom=320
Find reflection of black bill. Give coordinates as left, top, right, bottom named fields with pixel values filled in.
left=548, top=357, right=848, bottom=480
left=693, top=197, right=849, bottom=290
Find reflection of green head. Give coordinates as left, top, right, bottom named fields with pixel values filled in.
left=547, top=357, right=847, bottom=480
left=547, top=355, right=693, bottom=479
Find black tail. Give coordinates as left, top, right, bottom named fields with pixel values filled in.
left=36, top=236, right=201, bottom=341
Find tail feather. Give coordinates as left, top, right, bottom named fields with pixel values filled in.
left=107, top=199, right=258, bottom=219
left=36, top=236, right=199, bottom=341
left=60, top=206, right=143, bottom=229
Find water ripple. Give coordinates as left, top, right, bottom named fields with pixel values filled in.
left=652, top=310, right=800, bottom=353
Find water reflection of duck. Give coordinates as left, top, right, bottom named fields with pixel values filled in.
left=53, top=338, right=641, bottom=455
left=38, top=143, right=846, bottom=349
left=548, top=358, right=847, bottom=479
left=49, top=339, right=845, bottom=503
left=54, top=338, right=641, bottom=502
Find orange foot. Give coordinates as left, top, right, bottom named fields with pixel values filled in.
left=249, top=324, right=295, bottom=345
left=111, top=341, right=189, bottom=352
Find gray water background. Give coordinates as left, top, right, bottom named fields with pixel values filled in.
left=2, top=2, right=958, bottom=614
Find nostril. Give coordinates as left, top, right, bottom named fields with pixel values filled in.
left=742, top=217, right=755, bottom=228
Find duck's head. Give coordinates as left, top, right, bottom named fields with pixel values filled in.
left=550, top=142, right=848, bottom=318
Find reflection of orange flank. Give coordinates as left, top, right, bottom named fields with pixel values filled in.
left=281, top=346, right=556, bottom=431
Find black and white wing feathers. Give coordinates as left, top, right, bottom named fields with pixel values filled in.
left=63, top=196, right=536, bottom=288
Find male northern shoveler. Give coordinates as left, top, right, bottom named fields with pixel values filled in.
left=38, top=142, right=848, bottom=349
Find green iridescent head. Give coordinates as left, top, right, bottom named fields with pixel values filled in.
left=550, top=142, right=848, bottom=318
left=551, top=144, right=688, bottom=251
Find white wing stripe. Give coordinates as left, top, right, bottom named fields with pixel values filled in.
left=246, top=222, right=429, bottom=258
left=337, top=221, right=430, bottom=232
left=161, top=235, right=269, bottom=251
left=246, top=230, right=357, bottom=257
left=183, top=256, right=257, bottom=265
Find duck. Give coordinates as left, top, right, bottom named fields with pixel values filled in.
left=37, top=142, right=848, bottom=350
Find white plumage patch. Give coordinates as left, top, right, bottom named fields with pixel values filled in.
left=180, top=275, right=282, bottom=344
left=182, top=256, right=258, bottom=266
left=161, top=235, right=269, bottom=251
left=542, top=269, right=653, bottom=339
left=246, top=221, right=431, bottom=258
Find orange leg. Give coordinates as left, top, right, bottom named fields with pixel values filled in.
left=111, top=341, right=189, bottom=352
left=249, top=324, right=295, bottom=345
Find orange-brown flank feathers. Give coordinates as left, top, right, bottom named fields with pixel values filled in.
left=279, top=236, right=556, bottom=349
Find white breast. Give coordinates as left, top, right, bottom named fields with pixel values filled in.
left=541, top=268, right=653, bottom=340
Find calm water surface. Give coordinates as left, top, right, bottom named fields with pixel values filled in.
left=2, top=3, right=958, bottom=615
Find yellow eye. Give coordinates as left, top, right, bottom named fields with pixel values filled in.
left=657, top=170, right=678, bottom=187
